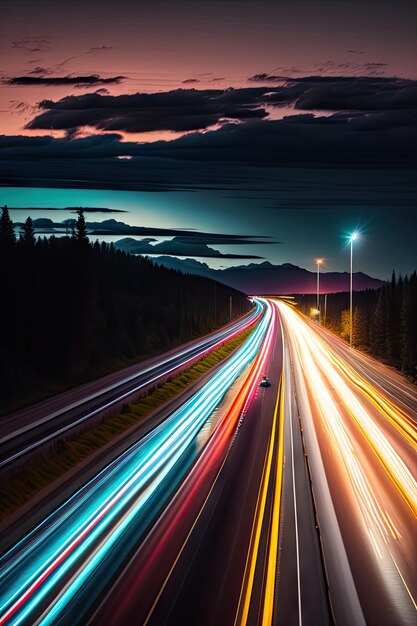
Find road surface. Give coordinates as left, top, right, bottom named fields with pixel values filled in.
left=1, top=298, right=416, bottom=626
left=0, top=304, right=261, bottom=471
left=277, top=299, right=416, bottom=626
left=0, top=300, right=273, bottom=626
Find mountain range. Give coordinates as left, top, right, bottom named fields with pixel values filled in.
left=112, top=250, right=383, bottom=295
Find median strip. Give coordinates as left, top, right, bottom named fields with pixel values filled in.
left=0, top=325, right=256, bottom=521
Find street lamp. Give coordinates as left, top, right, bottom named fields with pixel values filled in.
left=349, top=233, right=358, bottom=347
left=316, top=259, right=324, bottom=322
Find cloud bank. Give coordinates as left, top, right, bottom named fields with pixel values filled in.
left=1, top=76, right=416, bottom=208
left=3, top=75, right=126, bottom=87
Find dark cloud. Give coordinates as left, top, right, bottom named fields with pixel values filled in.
left=2, top=96, right=417, bottom=166
left=113, top=237, right=264, bottom=259
left=248, top=73, right=285, bottom=83
left=12, top=37, right=50, bottom=53
left=25, top=88, right=270, bottom=133
left=135, top=113, right=417, bottom=169
left=1, top=75, right=417, bottom=205
left=249, top=75, right=417, bottom=111
left=363, top=62, right=388, bottom=70
left=182, top=79, right=200, bottom=84
left=23, top=216, right=272, bottom=258
left=293, top=79, right=417, bottom=112
left=27, top=66, right=49, bottom=75
left=24, top=78, right=417, bottom=137
left=3, top=75, right=126, bottom=87
left=24, top=217, right=276, bottom=244
left=9, top=100, right=34, bottom=116
left=312, top=60, right=389, bottom=78
left=8, top=206, right=128, bottom=213
left=26, top=58, right=78, bottom=76
left=1, top=97, right=417, bottom=201
left=86, top=46, right=113, bottom=54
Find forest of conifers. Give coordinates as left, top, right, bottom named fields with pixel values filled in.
left=297, top=271, right=417, bottom=383
left=0, top=207, right=250, bottom=411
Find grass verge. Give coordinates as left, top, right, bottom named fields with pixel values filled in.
left=0, top=324, right=255, bottom=521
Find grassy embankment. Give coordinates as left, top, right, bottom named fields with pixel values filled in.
left=0, top=324, right=256, bottom=520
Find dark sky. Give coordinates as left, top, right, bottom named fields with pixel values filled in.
left=1, top=0, right=416, bottom=278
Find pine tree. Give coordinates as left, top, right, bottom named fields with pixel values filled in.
left=385, top=270, right=399, bottom=366
left=73, top=209, right=89, bottom=246
left=370, top=285, right=389, bottom=359
left=353, top=307, right=369, bottom=348
left=340, top=309, right=350, bottom=341
left=400, top=273, right=417, bottom=378
left=19, top=216, right=36, bottom=247
left=0, top=205, right=16, bottom=249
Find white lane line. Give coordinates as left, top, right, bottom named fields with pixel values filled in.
left=288, top=349, right=302, bottom=626
left=278, top=306, right=366, bottom=626
left=0, top=314, right=262, bottom=467
left=1, top=309, right=261, bottom=445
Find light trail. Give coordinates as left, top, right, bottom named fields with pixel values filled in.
left=324, top=349, right=417, bottom=449
left=261, top=365, right=284, bottom=626
left=288, top=352, right=303, bottom=626
left=135, top=298, right=279, bottom=626
left=0, top=303, right=263, bottom=468
left=235, top=301, right=285, bottom=626
left=0, top=300, right=271, bottom=626
left=280, top=304, right=417, bottom=517
left=277, top=300, right=417, bottom=621
left=3, top=297, right=415, bottom=626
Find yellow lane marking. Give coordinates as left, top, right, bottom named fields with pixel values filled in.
left=344, top=401, right=417, bottom=520
left=261, top=368, right=285, bottom=626
left=234, top=375, right=281, bottom=626
left=145, top=328, right=273, bottom=624
left=235, top=370, right=285, bottom=626
left=319, top=352, right=417, bottom=518
left=326, top=350, right=417, bottom=450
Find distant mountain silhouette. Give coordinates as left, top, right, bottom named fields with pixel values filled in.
left=148, top=257, right=383, bottom=294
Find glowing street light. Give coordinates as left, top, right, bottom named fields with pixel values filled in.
left=349, top=232, right=359, bottom=347
left=316, top=258, right=324, bottom=322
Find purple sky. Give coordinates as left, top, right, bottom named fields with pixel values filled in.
left=2, top=0, right=416, bottom=137
left=1, top=1, right=416, bottom=277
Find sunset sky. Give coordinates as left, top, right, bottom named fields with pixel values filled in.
left=1, top=0, right=416, bottom=277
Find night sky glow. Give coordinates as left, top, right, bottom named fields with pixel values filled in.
left=1, top=0, right=416, bottom=277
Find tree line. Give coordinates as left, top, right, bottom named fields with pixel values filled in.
left=0, top=207, right=250, bottom=411
left=296, top=272, right=417, bottom=382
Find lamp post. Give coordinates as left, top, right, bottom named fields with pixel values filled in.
left=316, top=259, right=323, bottom=323
left=349, top=233, right=358, bottom=347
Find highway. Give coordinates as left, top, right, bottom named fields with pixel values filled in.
left=0, top=300, right=274, bottom=626
left=1, top=297, right=416, bottom=626
left=277, top=300, right=417, bottom=626
left=89, top=301, right=331, bottom=626
left=0, top=303, right=262, bottom=471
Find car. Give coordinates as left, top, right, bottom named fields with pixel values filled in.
left=260, top=375, right=271, bottom=387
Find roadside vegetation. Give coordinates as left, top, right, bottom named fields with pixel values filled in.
left=0, top=324, right=255, bottom=521
left=296, top=271, right=417, bottom=383
left=0, top=206, right=250, bottom=414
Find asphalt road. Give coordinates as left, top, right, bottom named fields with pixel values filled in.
left=1, top=297, right=415, bottom=626
left=277, top=300, right=416, bottom=626
left=77, top=299, right=332, bottom=626
left=0, top=300, right=272, bottom=626
left=88, top=297, right=284, bottom=626
left=0, top=304, right=261, bottom=472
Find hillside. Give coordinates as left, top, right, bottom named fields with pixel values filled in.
left=0, top=212, right=250, bottom=410
left=144, top=256, right=383, bottom=294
